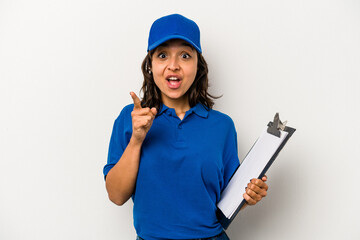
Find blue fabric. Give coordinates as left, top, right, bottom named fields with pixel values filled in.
left=147, top=14, right=202, bottom=53
left=104, top=103, right=240, bottom=240
left=137, top=230, right=230, bottom=240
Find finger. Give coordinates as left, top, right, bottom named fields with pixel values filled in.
left=133, top=114, right=152, bottom=125
left=262, top=175, right=268, bottom=182
left=243, top=193, right=256, bottom=205
left=248, top=183, right=267, bottom=197
left=247, top=182, right=262, bottom=194
left=130, top=92, right=142, bottom=109
left=246, top=187, right=262, bottom=201
left=251, top=178, right=268, bottom=190
left=131, top=107, right=152, bottom=116
left=144, top=115, right=153, bottom=127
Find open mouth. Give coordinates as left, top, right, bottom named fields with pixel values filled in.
left=167, top=76, right=180, bottom=82
left=166, top=76, right=182, bottom=88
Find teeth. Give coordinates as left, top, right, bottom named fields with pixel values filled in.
left=168, top=77, right=179, bottom=81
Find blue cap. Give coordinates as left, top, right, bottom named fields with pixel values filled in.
left=147, top=14, right=202, bottom=53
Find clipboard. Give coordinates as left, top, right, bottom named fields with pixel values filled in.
left=216, top=113, right=296, bottom=229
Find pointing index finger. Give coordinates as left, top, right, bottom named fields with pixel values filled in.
left=130, top=92, right=142, bottom=109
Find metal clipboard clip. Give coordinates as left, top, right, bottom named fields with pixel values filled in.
left=267, top=113, right=287, bottom=138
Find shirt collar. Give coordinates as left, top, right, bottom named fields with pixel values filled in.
left=158, top=104, right=170, bottom=116
left=157, top=103, right=209, bottom=118
left=192, top=103, right=209, bottom=118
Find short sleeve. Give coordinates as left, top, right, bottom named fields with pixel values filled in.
left=103, top=104, right=133, bottom=179
left=222, top=119, right=240, bottom=190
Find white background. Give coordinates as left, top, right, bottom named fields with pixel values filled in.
left=1, top=0, right=359, bottom=239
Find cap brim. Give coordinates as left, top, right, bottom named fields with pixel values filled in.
left=147, top=35, right=202, bottom=53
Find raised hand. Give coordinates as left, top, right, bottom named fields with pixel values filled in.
left=243, top=175, right=268, bottom=206
left=130, top=92, right=157, bottom=144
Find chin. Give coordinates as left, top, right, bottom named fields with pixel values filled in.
left=164, top=92, right=187, bottom=101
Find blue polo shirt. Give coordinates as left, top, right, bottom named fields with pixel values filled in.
left=103, top=103, right=240, bottom=240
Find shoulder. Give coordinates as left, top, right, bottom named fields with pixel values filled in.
left=111, top=104, right=134, bottom=129
left=204, top=108, right=237, bottom=135
left=207, top=108, right=236, bottom=126
left=121, top=103, right=134, bottom=115
left=115, top=103, right=134, bottom=120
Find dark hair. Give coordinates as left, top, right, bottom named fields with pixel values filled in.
left=140, top=50, right=220, bottom=111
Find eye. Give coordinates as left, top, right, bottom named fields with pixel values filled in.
left=157, top=52, right=167, bottom=59
left=181, top=53, right=191, bottom=59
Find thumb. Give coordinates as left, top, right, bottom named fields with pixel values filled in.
left=151, top=107, right=157, bottom=116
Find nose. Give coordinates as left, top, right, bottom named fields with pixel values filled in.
left=167, top=57, right=180, bottom=71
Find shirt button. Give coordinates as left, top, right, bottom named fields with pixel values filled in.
left=167, top=112, right=171, bottom=116
left=178, top=125, right=182, bottom=129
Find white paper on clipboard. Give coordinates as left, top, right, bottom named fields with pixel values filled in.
left=217, top=128, right=288, bottom=218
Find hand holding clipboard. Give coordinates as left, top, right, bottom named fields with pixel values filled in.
left=217, top=113, right=296, bottom=229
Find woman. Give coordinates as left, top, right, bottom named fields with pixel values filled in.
left=103, top=14, right=268, bottom=240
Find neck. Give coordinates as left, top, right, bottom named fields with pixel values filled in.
left=162, top=95, right=191, bottom=119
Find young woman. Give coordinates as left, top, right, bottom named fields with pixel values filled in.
left=103, top=14, right=268, bottom=240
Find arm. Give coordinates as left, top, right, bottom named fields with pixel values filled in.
left=105, top=92, right=157, bottom=206
left=105, top=137, right=142, bottom=206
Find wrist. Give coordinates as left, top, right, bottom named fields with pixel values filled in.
left=129, top=135, right=144, bottom=147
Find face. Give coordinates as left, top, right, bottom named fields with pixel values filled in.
left=151, top=39, right=198, bottom=107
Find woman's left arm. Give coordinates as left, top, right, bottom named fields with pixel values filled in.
left=241, top=176, right=268, bottom=210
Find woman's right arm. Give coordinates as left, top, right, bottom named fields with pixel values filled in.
left=105, top=137, right=142, bottom=206
left=105, top=92, right=157, bottom=206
